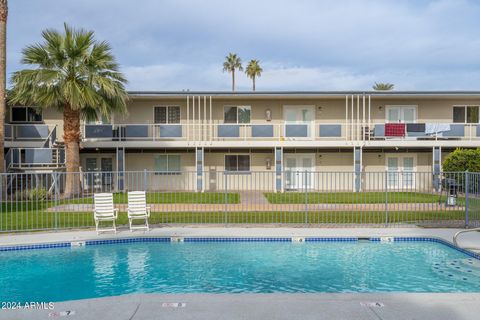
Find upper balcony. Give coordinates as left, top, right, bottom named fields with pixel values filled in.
left=5, top=123, right=58, bottom=148
left=80, top=121, right=480, bottom=148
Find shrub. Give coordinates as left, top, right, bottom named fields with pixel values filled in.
left=443, top=148, right=480, bottom=172
left=25, top=187, right=50, bottom=201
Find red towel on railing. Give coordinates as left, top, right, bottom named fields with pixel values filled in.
left=385, top=123, right=405, bottom=137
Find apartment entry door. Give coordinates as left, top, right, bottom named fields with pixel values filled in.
left=284, top=154, right=315, bottom=190
left=386, top=155, right=415, bottom=189
left=283, top=106, right=315, bottom=139
left=386, top=106, right=416, bottom=123
left=85, top=157, right=114, bottom=190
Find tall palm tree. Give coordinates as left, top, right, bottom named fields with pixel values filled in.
left=372, top=82, right=394, bottom=90
left=0, top=0, right=7, bottom=173
left=10, top=24, right=128, bottom=197
left=245, top=59, right=262, bottom=91
left=223, top=53, right=243, bottom=92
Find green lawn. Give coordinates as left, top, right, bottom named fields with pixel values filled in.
left=0, top=210, right=470, bottom=231
left=264, top=192, right=465, bottom=205
left=61, top=192, right=240, bottom=205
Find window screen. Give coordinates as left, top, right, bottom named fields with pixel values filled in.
left=225, top=155, right=250, bottom=172
left=224, top=106, right=251, bottom=123
left=11, top=107, right=42, bottom=122
left=154, top=155, right=181, bottom=172
left=453, top=107, right=465, bottom=123
left=154, top=106, right=180, bottom=124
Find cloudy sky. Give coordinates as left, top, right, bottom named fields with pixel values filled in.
left=7, top=0, right=480, bottom=91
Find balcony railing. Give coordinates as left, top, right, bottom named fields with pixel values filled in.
left=361, top=122, right=479, bottom=141
left=5, top=124, right=57, bottom=143
left=81, top=121, right=346, bottom=142
left=5, top=148, right=65, bottom=170
left=80, top=122, right=480, bottom=142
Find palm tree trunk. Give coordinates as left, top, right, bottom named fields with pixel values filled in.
left=253, top=77, right=256, bottom=91
left=232, top=69, right=235, bottom=92
left=0, top=0, right=7, bottom=173
left=63, top=104, right=81, bottom=198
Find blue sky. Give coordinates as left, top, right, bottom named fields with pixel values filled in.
left=7, top=0, right=480, bottom=91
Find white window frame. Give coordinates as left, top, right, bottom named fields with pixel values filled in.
left=385, top=105, right=417, bottom=123
left=223, top=105, right=251, bottom=124
left=10, top=106, right=43, bottom=123
left=452, top=105, right=480, bottom=124
left=385, top=154, right=417, bottom=189
left=153, top=105, right=181, bottom=124
left=224, top=154, right=251, bottom=173
left=154, top=154, right=181, bottom=174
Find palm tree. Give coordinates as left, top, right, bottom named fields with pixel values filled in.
left=245, top=59, right=262, bottom=91
left=10, top=24, right=128, bottom=197
left=372, top=82, right=394, bottom=90
left=0, top=0, right=7, bottom=173
left=223, top=53, right=243, bottom=92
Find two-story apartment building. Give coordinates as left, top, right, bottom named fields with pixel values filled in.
left=5, top=91, right=480, bottom=192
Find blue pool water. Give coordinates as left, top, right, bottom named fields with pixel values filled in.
left=1, top=240, right=480, bottom=302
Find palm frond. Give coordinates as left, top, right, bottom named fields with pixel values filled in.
left=9, top=23, right=128, bottom=119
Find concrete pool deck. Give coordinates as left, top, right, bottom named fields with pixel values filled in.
left=1, top=227, right=480, bottom=320
left=1, top=226, right=480, bottom=249
left=3, top=293, right=480, bottom=320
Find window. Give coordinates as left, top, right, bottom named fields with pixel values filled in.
left=154, top=155, right=181, bottom=173
left=225, top=155, right=250, bottom=172
left=154, top=106, right=180, bottom=124
left=453, top=106, right=479, bottom=123
left=224, top=106, right=251, bottom=123
left=385, top=106, right=416, bottom=123
left=11, top=107, right=42, bottom=122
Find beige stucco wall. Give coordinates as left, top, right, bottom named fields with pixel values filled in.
left=117, top=97, right=480, bottom=125
left=77, top=148, right=461, bottom=192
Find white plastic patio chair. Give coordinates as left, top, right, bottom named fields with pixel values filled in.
left=127, top=191, right=151, bottom=231
left=93, top=193, right=119, bottom=234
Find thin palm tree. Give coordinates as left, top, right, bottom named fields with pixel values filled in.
left=0, top=0, right=7, bottom=173
left=10, top=23, right=128, bottom=197
left=245, top=59, right=262, bottom=91
left=223, top=53, right=243, bottom=92
left=372, top=82, right=394, bottom=90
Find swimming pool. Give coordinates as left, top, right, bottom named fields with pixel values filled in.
left=1, top=237, right=480, bottom=302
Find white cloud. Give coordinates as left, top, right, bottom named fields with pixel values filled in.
left=8, top=0, right=480, bottom=90
left=124, top=62, right=480, bottom=91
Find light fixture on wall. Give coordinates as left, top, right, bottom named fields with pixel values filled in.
left=378, top=106, right=383, bottom=111
left=318, top=106, right=323, bottom=113
left=265, top=109, right=272, bottom=122
left=265, top=158, right=272, bottom=170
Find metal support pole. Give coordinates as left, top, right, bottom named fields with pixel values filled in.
left=345, top=95, right=348, bottom=141
left=186, top=96, right=189, bottom=142
left=304, top=170, right=308, bottom=224
left=54, top=171, right=58, bottom=230
left=143, top=169, right=147, bottom=192
left=224, top=172, right=228, bottom=225
left=385, top=170, right=388, bottom=226
left=465, top=171, right=470, bottom=228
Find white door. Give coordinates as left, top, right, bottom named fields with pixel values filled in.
left=283, top=106, right=315, bottom=138
left=386, top=106, right=417, bottom=123
left=284, top=154, right=315, bottom=190
left=386, top=155, right=416, bottom=189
